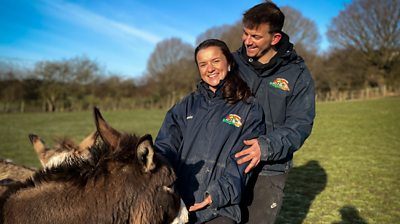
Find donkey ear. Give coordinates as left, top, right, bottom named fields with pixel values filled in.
left=77, top=131, right=98, bottom=157
left=78, top=131, right=98, bottom=150
left=29, top=134, right=48, bottom=167
left=137, top=134, right=155, bottom=173
left=94, top=107, right=121, bottom=148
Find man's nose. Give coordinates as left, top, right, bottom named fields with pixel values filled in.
left=243, top=35, right=252, bottom=45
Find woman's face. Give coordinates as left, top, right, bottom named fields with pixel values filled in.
left=196, top=46, right=229, bottom=92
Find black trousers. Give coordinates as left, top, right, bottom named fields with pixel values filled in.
left=240, top=171, right=288, bottom=224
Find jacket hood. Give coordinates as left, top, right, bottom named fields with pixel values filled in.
left=238, top=32, right=298, bottom=77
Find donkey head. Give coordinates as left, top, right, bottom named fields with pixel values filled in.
left=93, top=107, right=187, bottom=223
left=29, top=132, right=97, bottom=168
left=94, top=107, right=155, bottom=173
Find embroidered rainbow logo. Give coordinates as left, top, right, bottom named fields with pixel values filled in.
left=223, top=114, right=242, bottom=127
left=269, top=78, right=290, bottom=91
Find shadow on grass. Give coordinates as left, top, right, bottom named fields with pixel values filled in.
left=332, top=205, right=367, bottom=224
left=276, top=160, right=327, bottom=224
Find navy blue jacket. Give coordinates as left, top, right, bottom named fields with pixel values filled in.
left=233, top=37, right=315, bottom=175
left=155, top=82, right=265, bottom=223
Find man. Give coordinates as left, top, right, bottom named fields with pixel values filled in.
left=233, top=2, right=316, bottom=224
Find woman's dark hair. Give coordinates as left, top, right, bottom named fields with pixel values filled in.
left=194, top=39, right=252, bottom=104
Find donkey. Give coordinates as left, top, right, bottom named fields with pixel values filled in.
left=0, top=159, right=35, bottom=183
left=28, top=131, right=98, bottom=168
left=1, top=107, right=188, bottom=224
left=0, top=159, right=36, bottom=196
left=0, top=132, right=96, bottom=186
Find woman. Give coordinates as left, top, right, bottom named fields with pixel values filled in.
left=155, top=39, right=265, bottom=224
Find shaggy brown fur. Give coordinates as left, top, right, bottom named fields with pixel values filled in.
left=0, top=160, right=36, bottom=182
left=0, top=132, right=96, bottom=194
left=29, top=131, right=97, bottom=168
left=1, top=108, right=181, bottom=224
left=0, top=160, right=36, bottom=196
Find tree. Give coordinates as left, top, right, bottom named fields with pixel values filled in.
left=65, top=56, right=101, bottom=111
left=195, top=21, right=243, bottom=52
left=281, top=6, right=321, bottom=54
left=0, top=72, right=24, bottom=112
left=195, top=24, right=232, bottom=45
left=321, top=49, right=369, bottom=96
left=327, top=0, right=400, bottom=89
left=146, top=38, right=193, bottom=77
left=144, top=38, right=196, bottom=108
left=220, top=21, right=243, bottom=51
left=33, top=61, right=66, bottom=112
left=67, top=56, right=100, bottom=85
left=33, top=56, right=102, bottom=112
left=197, top=6, right=321, bottom=58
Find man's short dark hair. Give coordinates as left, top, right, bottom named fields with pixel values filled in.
left=242, top=2, right=285, bottom=33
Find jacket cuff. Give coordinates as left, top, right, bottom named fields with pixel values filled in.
left=258, top=135, right=270, bottom=161
left=206, top=186, right=220, bottom=211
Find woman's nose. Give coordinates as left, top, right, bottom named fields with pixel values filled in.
left=207, top=63, right=215, bottom=72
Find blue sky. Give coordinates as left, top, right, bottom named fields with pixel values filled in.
left=0, top=0, right=351, bottom=78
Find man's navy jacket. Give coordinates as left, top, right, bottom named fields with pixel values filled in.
left=233, top=40, right=316, bottom=176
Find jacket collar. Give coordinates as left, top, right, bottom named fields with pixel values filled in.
left=197, top=80, right=225, bottom=101
left=238, top=32, right=295, bottom=76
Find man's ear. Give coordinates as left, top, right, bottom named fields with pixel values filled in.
left=271, top=32, right=282, bottom=46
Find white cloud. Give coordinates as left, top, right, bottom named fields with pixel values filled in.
left=40, top=0, right=161, bottom=44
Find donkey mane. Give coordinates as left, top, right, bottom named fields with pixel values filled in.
left=52, top=138, right=78, bottom=152
left=26, top=133, right=147, bottom=188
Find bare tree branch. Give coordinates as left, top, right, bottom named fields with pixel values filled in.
left=146, top=38, right=193, bottom=77
left=327, top=0, right=400, bottom=87
left=281, top=6, right=321, bottom=52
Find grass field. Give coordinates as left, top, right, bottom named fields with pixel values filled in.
left=1, top=97, right=399, bottom=223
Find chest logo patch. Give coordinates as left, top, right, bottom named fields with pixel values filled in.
left=270, top=78, right=290, bottom=91
left=223, top=114, right=242, bottom=127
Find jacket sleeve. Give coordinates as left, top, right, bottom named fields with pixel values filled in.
left=259, top=67, right=316, bottom=162
left=206, top=102, right=265, bottom=208
left=154, top=104, right=185, bottom=167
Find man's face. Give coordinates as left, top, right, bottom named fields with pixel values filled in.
left=242, top=23, right=278, bottom=60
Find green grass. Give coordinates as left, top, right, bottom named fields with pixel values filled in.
left=277, top=96, right=400, bottom=224
left=1, top=97, right=399, bottom=223
left=0, top=109, right=167, bottom=167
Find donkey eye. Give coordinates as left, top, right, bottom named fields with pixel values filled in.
left=162, top=180, right=177, bottom=193
left=163, top=186, right=174, bottom=194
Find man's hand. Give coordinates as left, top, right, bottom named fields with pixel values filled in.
left=235, top=139, right=261, bottom=173
left=188, top=195, right=212, bottom=212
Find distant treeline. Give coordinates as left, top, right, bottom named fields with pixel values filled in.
left=1, top=0, right=399, bottom=112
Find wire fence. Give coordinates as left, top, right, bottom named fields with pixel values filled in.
left=316, top=86, right=399, bottom=102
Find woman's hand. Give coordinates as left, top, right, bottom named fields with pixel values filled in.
left=188, top=195, right=212, bottom=212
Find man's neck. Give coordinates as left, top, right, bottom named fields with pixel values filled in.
left=258, top=49, right=277, bottom=64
